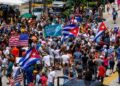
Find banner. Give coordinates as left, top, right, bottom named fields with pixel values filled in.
left=44, top=24, right=62, bottom=37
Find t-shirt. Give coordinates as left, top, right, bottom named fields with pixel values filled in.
left=48, top=71, right=55, bottom=83
left=43, top=55, right=51, bottom=67
left=54, top=50, right=60, bottom=59
left=98, top=66, right=106, bottom=77
left=36, top=74, right=40, bottom=83
left=41, top=76, right=47, bottom=86
left=12, top=66, right=19, bottom=79
left=73, top=51, right=82, bottom=59
left=11, top=47, right=19, bottom=57
left=61, top=55, right=70, bottom=64
left=112, top=11, right=118, bottom=17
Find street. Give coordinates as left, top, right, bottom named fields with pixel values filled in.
left=2, top=3, right=120, bottom=86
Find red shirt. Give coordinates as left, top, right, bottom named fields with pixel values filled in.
left=11, top=47, right=19, bottom=57
left=98, top=66, right=106, bottom=77
left=41, top=76, right=47, bottom=86
left=103, top=58, right=108, bottom=67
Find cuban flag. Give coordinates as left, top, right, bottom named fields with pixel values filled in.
left=94, top=22, right=107, bottom=42
left=19, top=47, right=41, bottom=70
left=62, top=24, right=79, bottom=37
left=19, top=48, right=32, bottom=66
left=61, top=24, right=79, bottom=42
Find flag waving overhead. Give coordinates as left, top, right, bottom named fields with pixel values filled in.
left=19, top=33, right=29, bottom=46
left=19, top=48, right=41, bottom=70
left=9, top=33, right=29, bottom=47
left=98, top=22, right=107, bottom=31
left=44, top=24, right=62, bottom=37
left=19, top=48, right=32, bottom=66
left=62, top=24, right=79, bottom=37
left=61, top=24, right=79, bottom=43
left=9, top=35, right=20, bottom=47
left=94, top=22, right=107, bottom=42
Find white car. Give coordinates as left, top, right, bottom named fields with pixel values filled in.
left=32, top=7, right=43, bottom=20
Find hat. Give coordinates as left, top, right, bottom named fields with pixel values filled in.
left=21, top=28, right=25, bottom=32
left=103, top=45, right=107, bottom=48
left=100, top=55, right=104, bottom=58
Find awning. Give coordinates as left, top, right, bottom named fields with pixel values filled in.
left=0, top=0, right=25, bottom=5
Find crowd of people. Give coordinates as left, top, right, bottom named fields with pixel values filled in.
left=0, top=1, right=120, bottom=86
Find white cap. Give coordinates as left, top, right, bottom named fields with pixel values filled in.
left=103, top=45, right=107, bottom=48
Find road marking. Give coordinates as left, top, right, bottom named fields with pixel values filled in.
left=103, top=72, right=118, bottom=85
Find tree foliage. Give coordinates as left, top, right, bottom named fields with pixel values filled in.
left=67, top=0, right=87, bottom=8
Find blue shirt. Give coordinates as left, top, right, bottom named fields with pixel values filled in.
left=117, top=47, right=120, bottom=60
left=74, top=51, right=82, bottom=59
left=108, top=47, right=114, bottom=56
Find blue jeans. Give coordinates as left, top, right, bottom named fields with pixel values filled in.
left=48, top=82, right=54, bottom=86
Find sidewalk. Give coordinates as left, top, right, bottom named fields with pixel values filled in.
left=102, top=3, right=120, bottom=28
left=103, top=72, right=118, bottom=85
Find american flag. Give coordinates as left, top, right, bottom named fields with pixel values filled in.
left=9, top=35, right=20, bottom=47
left=15, top=74, right=23, bottom=83
left=9, top=34, right=29, bottom=47
left=19, top=33, right=29, bottom=47
left=14, top=68, right=23, bottom=83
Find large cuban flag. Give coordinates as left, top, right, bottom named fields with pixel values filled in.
left=19, top=47, right=41, bottom=70
left=62, top=24, right=79, bottom=37
left=94, top=22, right=107, bottom=42
left=61, top=24, right=79, bottom=43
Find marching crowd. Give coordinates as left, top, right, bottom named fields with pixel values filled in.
left=0, top=1, right=120, bottom=86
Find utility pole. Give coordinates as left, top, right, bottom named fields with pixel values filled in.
left=102, top=0, right=105, bottom=12
left=29, top=0, right=32, bottom=14
left=43, top=0, right=46, bottom=13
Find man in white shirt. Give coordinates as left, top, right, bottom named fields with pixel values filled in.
left=61, top=51, right=70, bottom=65
left=48, top=67, right=56, bottom=86
left=3, top=47, right=10, bottom=55
left=12, top=63, right=19, bottom=79
left=43, top=54, right=51, bottom=67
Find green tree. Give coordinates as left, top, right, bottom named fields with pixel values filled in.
left=67, top=0, right=87, bottom=9
left=46, top=0, right=54, bottom=4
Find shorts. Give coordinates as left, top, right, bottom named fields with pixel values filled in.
left=110, top=61, right=115, bottom=70
left=113, top=16, right=116, bottom=20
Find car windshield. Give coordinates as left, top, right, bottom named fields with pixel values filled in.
left=53, top=7, right=62, bottom=12
left=33, top=8, right=43, bottom=12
